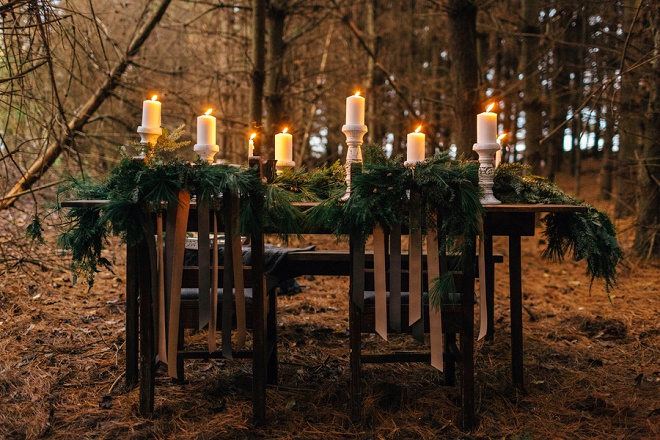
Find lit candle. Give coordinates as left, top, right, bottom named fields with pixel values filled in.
left=197, top=108, right=216, bottom=145
left=477, top=103, right=498, bottom=144
left=275, top=127, right=292, bottom=163
left=141, top=95, right=161, bottom=129
left=495, top=133, right=506, bottom=167
left=248, top=133, right=256, bottom=157
left=407, top=125, right=425, bottom=164
left=346, top=91, right=365, bottom=125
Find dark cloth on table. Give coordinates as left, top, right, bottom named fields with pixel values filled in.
left=183, top=244, right=315, bottom=294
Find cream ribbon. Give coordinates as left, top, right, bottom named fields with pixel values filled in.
left=156, top=211, right=167, bottom=365
left=478, top=236, right=488, bottom=341
left=166, top=191, right=191, bottom=378
left=426, top=221, right=443, bottom=371
left=373, top=224, right=387, bottom=340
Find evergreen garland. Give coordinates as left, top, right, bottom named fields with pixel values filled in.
left=493, top=163, right=623, bottom=292
left=52, top=132, right=621, bottom=297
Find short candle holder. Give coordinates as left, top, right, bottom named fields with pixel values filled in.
left=472, top=142, right=501, bottom=205
left=275, top=160, right=295, bottom=175
left=136, top=126, right=162, bottom=159
left=194, top=143, right=219, bottom=164
left=341, top=124, right=368, bottom=201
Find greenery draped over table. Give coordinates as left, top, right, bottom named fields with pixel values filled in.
left=38, top=131, right=621, bottom=298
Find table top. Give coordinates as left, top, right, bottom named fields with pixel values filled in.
left=61, top=199, right=589, bottom=213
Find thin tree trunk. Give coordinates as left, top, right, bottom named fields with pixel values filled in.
left=615, top=0, right=643, bottom=218
left=520, top=0, right=543, bottom=174
left=446, top=0, right=479, bottom=159
left=264, top=1, right=287, bottom=159
left=250, top=0, right=266, bottom=155
left=599, top=105, right=615, bottom=200
left=633, top=2, right=660, bottom=257
left=0, top=0, right=173, bottom=210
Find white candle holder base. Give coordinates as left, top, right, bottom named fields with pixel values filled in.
left=194, top=144, right=219, bottom=164
left=275, top=160, right=295, bottom=175
left=473, top=142, right=501, bottom=205
left=136, top=126, right=162, bottom=159
left=341, top=124, right=368, bottom=201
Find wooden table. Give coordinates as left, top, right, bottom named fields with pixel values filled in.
left=482, top=204, right=588, bottom=389
left=61, top=200, right=588, bottom=405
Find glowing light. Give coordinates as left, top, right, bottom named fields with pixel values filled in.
left=282, top=127, right=288, bottom=134
left=415, top=125, right=422, bottom=133
left=486, top=103, right=495, bottom=112
left=151, top=95, right=158, bottom=101
left=497, top=133, right=507, bottom=141
left=354, top=91, right=361, bottom=97
left=250, top=133, right=256, bottom=140
left=205, top=108, right=212, bottom=116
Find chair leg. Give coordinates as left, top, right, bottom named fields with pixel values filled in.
left=349, top=298, right=362, bottom=421
left=444, top=332, right=456, bottom=386
left=266, top=290, right=278, bottom=385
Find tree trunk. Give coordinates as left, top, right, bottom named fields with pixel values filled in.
left=599, top=106, right=615, bottom=200
left=250, top=0, right=266, bottom=155
left=615, top=0, right=643, bottom=218
left=264, top=1, right=287, bottom=159
left=633, top=3, right=660, bottom=257
left=520, top=0, right=543, bottom=174
left=0, top=0, right=173, bottom=210
left=446, top=0, right=479, bottom=159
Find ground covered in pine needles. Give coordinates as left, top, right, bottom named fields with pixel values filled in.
left=1, top=159, right=658, bottom=439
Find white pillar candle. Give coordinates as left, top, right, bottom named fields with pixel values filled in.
left=197, top=108, right=216, bottom=145
left=346, top=91, right=365, bottom=125
left=248, top=133, right=256, bottom=157
left=141, top=95, right=161, bottom=129
left=407, top=125, right=425, bottom=164
left=477, top=103, right=497, bottom=144
left=275, top=128, right=292, bottom=162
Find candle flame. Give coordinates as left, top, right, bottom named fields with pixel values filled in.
left=354, top=91, right=361, bottom=97
left=151, top=95, right=158, bottom=101
left=282, top=127, right=288, bottom=134
left=415, top=125, right=422, bottom=133
left=250, top=133, right=256, bottom=140
left=497, top=133, right=507, bottom=141
left=205, top=108, right=212, bottom=116
left=486, top=103, right=495, bottom=112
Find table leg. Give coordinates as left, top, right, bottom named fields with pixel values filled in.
left=508, top=235, right=524, bottom=389
left=251, top=231, right=267, bottom=425
left=125, top=245, right=139, bottom=388
left=484, top=233, right=495, bottom=341
left=138, top=241, right=155, bottom=416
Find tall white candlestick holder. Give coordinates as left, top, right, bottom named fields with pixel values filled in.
left=473, top=142, right=501, bottom=204
left=275, top=160, right=295, bottom=175
left=341, top=124, right=368, bottom=201
left=194, top=143, right=219, bottom=164
left=136, top=126, right=162, bottom=159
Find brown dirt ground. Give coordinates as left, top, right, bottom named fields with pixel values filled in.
left=0, top=158, right=658, bottom=439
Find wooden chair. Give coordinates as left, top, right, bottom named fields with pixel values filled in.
left=140, top=189, right=274, bottom=424
left=348, top=210, right=477, bottom=428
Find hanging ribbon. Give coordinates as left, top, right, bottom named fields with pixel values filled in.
left=373, top=224, right=387, bottom=340
left=156, top=210, right=167, bottom=365
left=426, top=216, right=443, bottom=371
left=409, top=189, right=424, bottom=341
left=388, top=224, right=402, bottom=334
left=478, top=235, right=488, bottom=340
left=166, top=190, right=191, bottom=378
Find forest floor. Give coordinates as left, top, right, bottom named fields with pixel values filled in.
left=0, top=158, right=658, bottom=440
